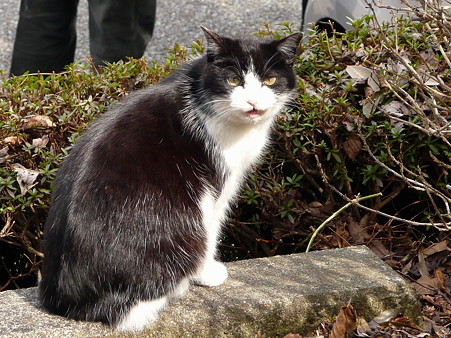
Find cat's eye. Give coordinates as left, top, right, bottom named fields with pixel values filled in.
left=227, top=77, right=241, bottom=87
left=263, top=77, right=277, bottom=86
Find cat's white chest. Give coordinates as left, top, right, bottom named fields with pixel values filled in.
left=221, top=125, right=269, bottom=177
left=210, top=120, right=273, bottom=215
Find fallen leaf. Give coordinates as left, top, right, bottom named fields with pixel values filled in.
left=413, top=274, right=441, bottom=295
left=2, top=136, right=21, bottom=145
left=423, top=75, right=440, bottom=86
left=32, top=135, right=50, bottom=147
left=0, top=146, right=8, bottom=164
left=401, top=258, right=413, bottom=274
left=356, top=317, right=371, bottom=336
left=423, top=240, right=449, bottom=257
left=21, top=115, right=55, bottom=130
left=346, top=65, right=381, bottom=91
left=347, top=216, right=390, bottom=258
left=283, top=334, right=302, bottom=338
left=330, top=304, right=357, bottom=338
left=343, top=133, right=362, bottom=160
left=422, top=316, right=448, bottom=336
left=381, top=101, right=411, bottom=118
left=368, top=309, right=399, bottom=329
left=389, top=315, right=423, bottom=330
left=418, top=249, right=430, bottom=277
left=11, top=163, right=40, bottom=195
left=434, top=268, right=445, bottom=291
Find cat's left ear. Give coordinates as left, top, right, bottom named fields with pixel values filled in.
left=274, top=32, right=303, bottom=65
left=201, top=26, right=227, bottom=61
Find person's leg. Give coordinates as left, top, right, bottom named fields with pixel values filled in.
left=10, top=0, right=79, bottom=75
left=88, top=0, right=156, bottom=67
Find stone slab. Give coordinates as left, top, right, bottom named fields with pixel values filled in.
left=0, top=246, right=421, bottom=337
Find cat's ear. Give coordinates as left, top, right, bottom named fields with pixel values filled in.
left=200, top=26, right=227, bottom=60
left=274, top=32, right=303, bottom=65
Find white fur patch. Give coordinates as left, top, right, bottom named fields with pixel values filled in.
left=116, top=297, right=168, bottom=332
left=116, top=278, right=190, bottom=332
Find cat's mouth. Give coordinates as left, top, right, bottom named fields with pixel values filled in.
left=245, top=108, right=264, bottom=119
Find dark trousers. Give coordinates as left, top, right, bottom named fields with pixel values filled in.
left=10, top=0, right=156, bottom=75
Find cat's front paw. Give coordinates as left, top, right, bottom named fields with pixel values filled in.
left=192, top=260, right=228, bottom=287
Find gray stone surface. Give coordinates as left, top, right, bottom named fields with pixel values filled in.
left=0, top=246, right=420, bottom=337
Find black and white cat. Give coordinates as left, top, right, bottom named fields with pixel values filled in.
left=39, top=27, right=302, bottom=331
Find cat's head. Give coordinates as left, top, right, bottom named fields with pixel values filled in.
left=200, top=26, right=302, bottom=125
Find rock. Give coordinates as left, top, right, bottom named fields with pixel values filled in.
left=0, top=246, right=420, bottom=337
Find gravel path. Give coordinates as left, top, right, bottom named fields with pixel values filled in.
left=0, top=0, right=302, bottom=74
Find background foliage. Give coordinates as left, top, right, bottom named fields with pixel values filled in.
left=0, top=1, right=450, bottom=293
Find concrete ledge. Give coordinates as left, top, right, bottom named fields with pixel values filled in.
left=0, top=246, right=420, bottom=337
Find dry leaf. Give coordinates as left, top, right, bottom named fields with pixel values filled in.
left=401, top=259, right=413, bottom=274
left=356, top=317, right=371, bottom=336
left=417, top=249, right=430, bottom=277
left=330, top=304, right=357, bottom=338
left=343, top=133, right=362, bottom=160
left=381, top=101, right=411, bottom=118
left=413, top=274, right=441, bottom=295
left=434, top=268, right=445, bottom=291
left=11, top=163, right=40, bottom=195
left=283, top=334, right=303, bottom=338
left=368, top=309, right=399, bottom=329
left=346, top=65, right=381, bottom=91
left=32, top=135, right=50, bottom=148
left=21, top=115, right=55, bottom=130
left=423, top=75, right=440, bottom=86
left=422, top=316, right=448, bottom=337
left=423, top=240, right=449, bottom=257
left=2, top=136, right=21, bottom=145
left=347, top=216, right=390, bottom=258
left=0, top=146, right=9, bottom=164
left=388, top=315, right=423, bottom=330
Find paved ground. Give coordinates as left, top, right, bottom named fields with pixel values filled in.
left=0, top=0, right=303, bottom=74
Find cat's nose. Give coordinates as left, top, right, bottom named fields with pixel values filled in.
left=247, top=100, right=257, bottom=109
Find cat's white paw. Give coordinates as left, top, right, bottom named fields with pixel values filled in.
left=192, top=260, right=228, bottom=287
left=116, top=297, right=167, bottom=332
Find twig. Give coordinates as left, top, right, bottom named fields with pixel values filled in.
left=313, top=148, right=451, bottom=228
left=306, top=193, right=383, bottom=252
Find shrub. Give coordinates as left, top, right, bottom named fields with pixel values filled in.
left=1, top=0, right=450, bottom=289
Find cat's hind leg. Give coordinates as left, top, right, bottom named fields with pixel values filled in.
left=116, top=297, right=168, bottom=332
left=115, top=277, right=190, bottom=332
